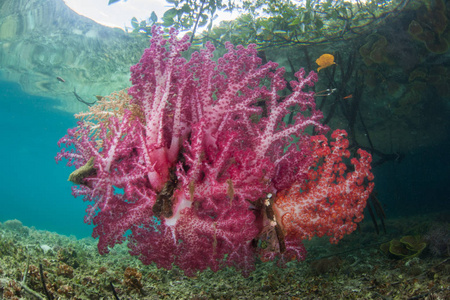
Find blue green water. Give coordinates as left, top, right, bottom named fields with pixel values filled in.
left=0, top=80, right=91, bottom=238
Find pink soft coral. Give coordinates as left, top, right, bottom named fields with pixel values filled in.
left=56, top=27, right=372, bottom=276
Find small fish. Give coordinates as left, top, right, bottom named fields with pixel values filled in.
left=343, top=94, right=353, bottom=99
left=315, top=88, right=337, bottom=97
left=316, top=54, right=336, bottom=72
left=95, top=95, right=104, bottom=101
left=56, top=76, right=65, bottom=83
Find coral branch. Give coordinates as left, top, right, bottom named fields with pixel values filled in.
left=274, top=130, right=374, bottom=244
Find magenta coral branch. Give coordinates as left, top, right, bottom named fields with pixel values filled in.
left=57, top=27, right=374, bottom=277
left=168, top=75, right=191, bottom=162
left=103, top=114, right=130, bottom=172
left=254, top=68, right=326, bottom=161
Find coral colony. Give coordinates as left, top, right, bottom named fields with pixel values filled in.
left=56, top=27, right=374, bottom=276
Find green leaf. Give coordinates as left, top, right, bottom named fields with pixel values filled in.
left=304, top=11, right=312, bottom=22
left=198, top=14, right=208, bottom=27
left=163, top=8, right=178, bottom=19
left=131, top=17, right=139, bottom=28
left=339, top=6, right=348, bottom=18
left=314, top=18, right=323, bottom=29
left=289, top=18, right=301, bottom=26
left=191, top=39, right=203, bottom=47
left=162, top=16, right=175, bottom=26
left=240, top=14, right=252, bottom=24
left=323, top=0, right=332, bottom=10
left=258, top=19, right=270, bottom=29
left=300, top=23, right=305, bottom=32
left=306, top=0, right=311, bottom=9
left=150, top=11, right=158, bottom=23
left=331, top=10, right=339, bottom=20
left=181, top=4, right=191, bottom=13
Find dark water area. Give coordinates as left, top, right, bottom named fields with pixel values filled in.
left=374, top=138, right=450, bottom=218
left=0, top=80, right=91, bottom=238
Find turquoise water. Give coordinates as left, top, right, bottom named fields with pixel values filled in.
left=0, top=80, right=91, bottom=238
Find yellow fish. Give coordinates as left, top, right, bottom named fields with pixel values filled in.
left=316, top=54, right=336, bottom=72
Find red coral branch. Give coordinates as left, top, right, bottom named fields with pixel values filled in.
left=274, top=129, right=374, bottom=244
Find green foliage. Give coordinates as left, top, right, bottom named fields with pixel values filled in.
left=113, top=0, right=411, bottom=51
left=126, top=12, right=159, bottom=38
left=203, top=0, right=411, bottom=49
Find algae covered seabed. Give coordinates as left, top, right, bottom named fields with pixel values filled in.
left=0, top=213, right=448, bottom=299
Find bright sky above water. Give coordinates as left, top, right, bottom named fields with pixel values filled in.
left=64, top=0, right=238, bottom=30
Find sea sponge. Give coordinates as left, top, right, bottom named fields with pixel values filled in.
left=364, top=69, right=384, bottom=89
left=400, top=235, right=427, bottom=256
left=425, top=226, right=450, bottom=257
left=425, top=36, right=449, bottom=54
left=428, top=66, right=450, bottom=97
left=407, top=0, right=449, bottom=54
left=386, top=81, right=402, bottom=98
left=408, top=67, right=428, bottom=82
left=359, top=35, right=391, bottom=66
left=419, top=0, right=447, bottom=35
left=123, top=267, right=143, bottom=291
left=408, top=66, right=450, bottom=97
left=380, top=235, right=427, bottom=259
left=408, top=20, right=423, bottom=37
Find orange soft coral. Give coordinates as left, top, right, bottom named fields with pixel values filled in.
left=273, top=129, right=374, bottom=244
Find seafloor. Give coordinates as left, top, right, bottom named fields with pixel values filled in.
left=0, top=212, right=449, bottom=299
